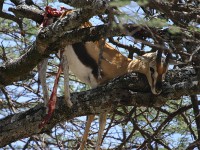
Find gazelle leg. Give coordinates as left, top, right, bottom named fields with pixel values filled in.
left=95, top=112, right=107, bottom=150
left=62, top=50, right=73, bottom=107
left=38, top=58, right=49, bottom=113
left=79, top=115, right=95, bottom=150
left=39, top=64, right=62, bottom=129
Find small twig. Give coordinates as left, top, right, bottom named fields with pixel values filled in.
left=0, top=41, right=7, bottom=62
left=189, top=44, right=200, bottom=62
left=0, top=87, right=17, bottom=113
left=55, top=125, right=64, bottom=150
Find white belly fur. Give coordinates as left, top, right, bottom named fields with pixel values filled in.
left=64, top=45, right=98, bottom=88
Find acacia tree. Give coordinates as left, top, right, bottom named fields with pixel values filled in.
left=0, top=0, right=200, bottom=149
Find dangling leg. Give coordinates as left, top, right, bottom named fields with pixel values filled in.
left=39, top=63, right=63, bottom=129
left=95, top=112, right=107, bottom=150
left=62, top=50, right=73, bottom=107
left=79, top=115, right=95, bottom=150
left=38, top=58, right=49, bottom=113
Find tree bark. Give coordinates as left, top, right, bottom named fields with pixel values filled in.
left=0, top=68, right=199, bottom=147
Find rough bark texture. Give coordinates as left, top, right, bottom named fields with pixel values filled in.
left=59, top=0, right=108, bottom=9
left=9, top=5, right=44, bottom=24
left=0, top=0, right=200, bottom=149
left=0, top=24, right=124, bottom=87
left=0, top=1, right=127, bottom=87
left=0, top=68, right=199, bottom=147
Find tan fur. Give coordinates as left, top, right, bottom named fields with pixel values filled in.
left=79, top=115, right=95, bottom=150
left=63, top=18, right=168, bottom=150
left=40, top=10, right=169, bottom=150
left=78, top=43, right=168, bottom=150
left=84, top=42, right=132, bottom=84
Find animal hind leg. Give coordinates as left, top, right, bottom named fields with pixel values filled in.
left=79, top=115, right=95, bottom=150
left=62, top=50, right=73, bottom=107
left=95, top=112, right=107, bottom=150
left=38, top=58, right=49, bottom=113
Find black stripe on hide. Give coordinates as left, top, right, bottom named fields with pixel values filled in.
left=72, top=43, right=99, bottom=79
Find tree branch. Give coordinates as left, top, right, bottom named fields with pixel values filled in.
left=0, top=1, right=23, bottom=29
left=147, top=0, right=199, bottom=26
left=0, top=20, right=197, bottom=86
left=0, top=22, right=128, bottom=86
left=1, top=1, right=198, bottom=87
left=59, top=0, right=108, bottom=9
left=10, top=0, right=26, bottom=6
left=0, top=68, right=199, bottom=147
left=8, top=5, right=43, bottom=24
left=0, top=5, right=109, bottom=86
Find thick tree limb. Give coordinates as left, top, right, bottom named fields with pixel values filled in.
left=0, top=24, right=124, bottom=86
left=0, top=0, right=199, bottom=149
left=0, top=14, right=198, bottom=87
left=0, top=44, right=45, bottom=86
left=0, top=3, right=110, bottom=87
left=59, top=0, right=108, bottom=9
left=0, top=10, right=22, bottom=26
left=10, top=0, right=26, bottom=6
left=0, top=68, right=199, bottom=147
left=0, top=21, right=197, bottom=86
left=9, top=5, right=43, bottom=24
left=1, top=1, right=198, bottom=87
left=37, top=9, right=107, bottom=44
